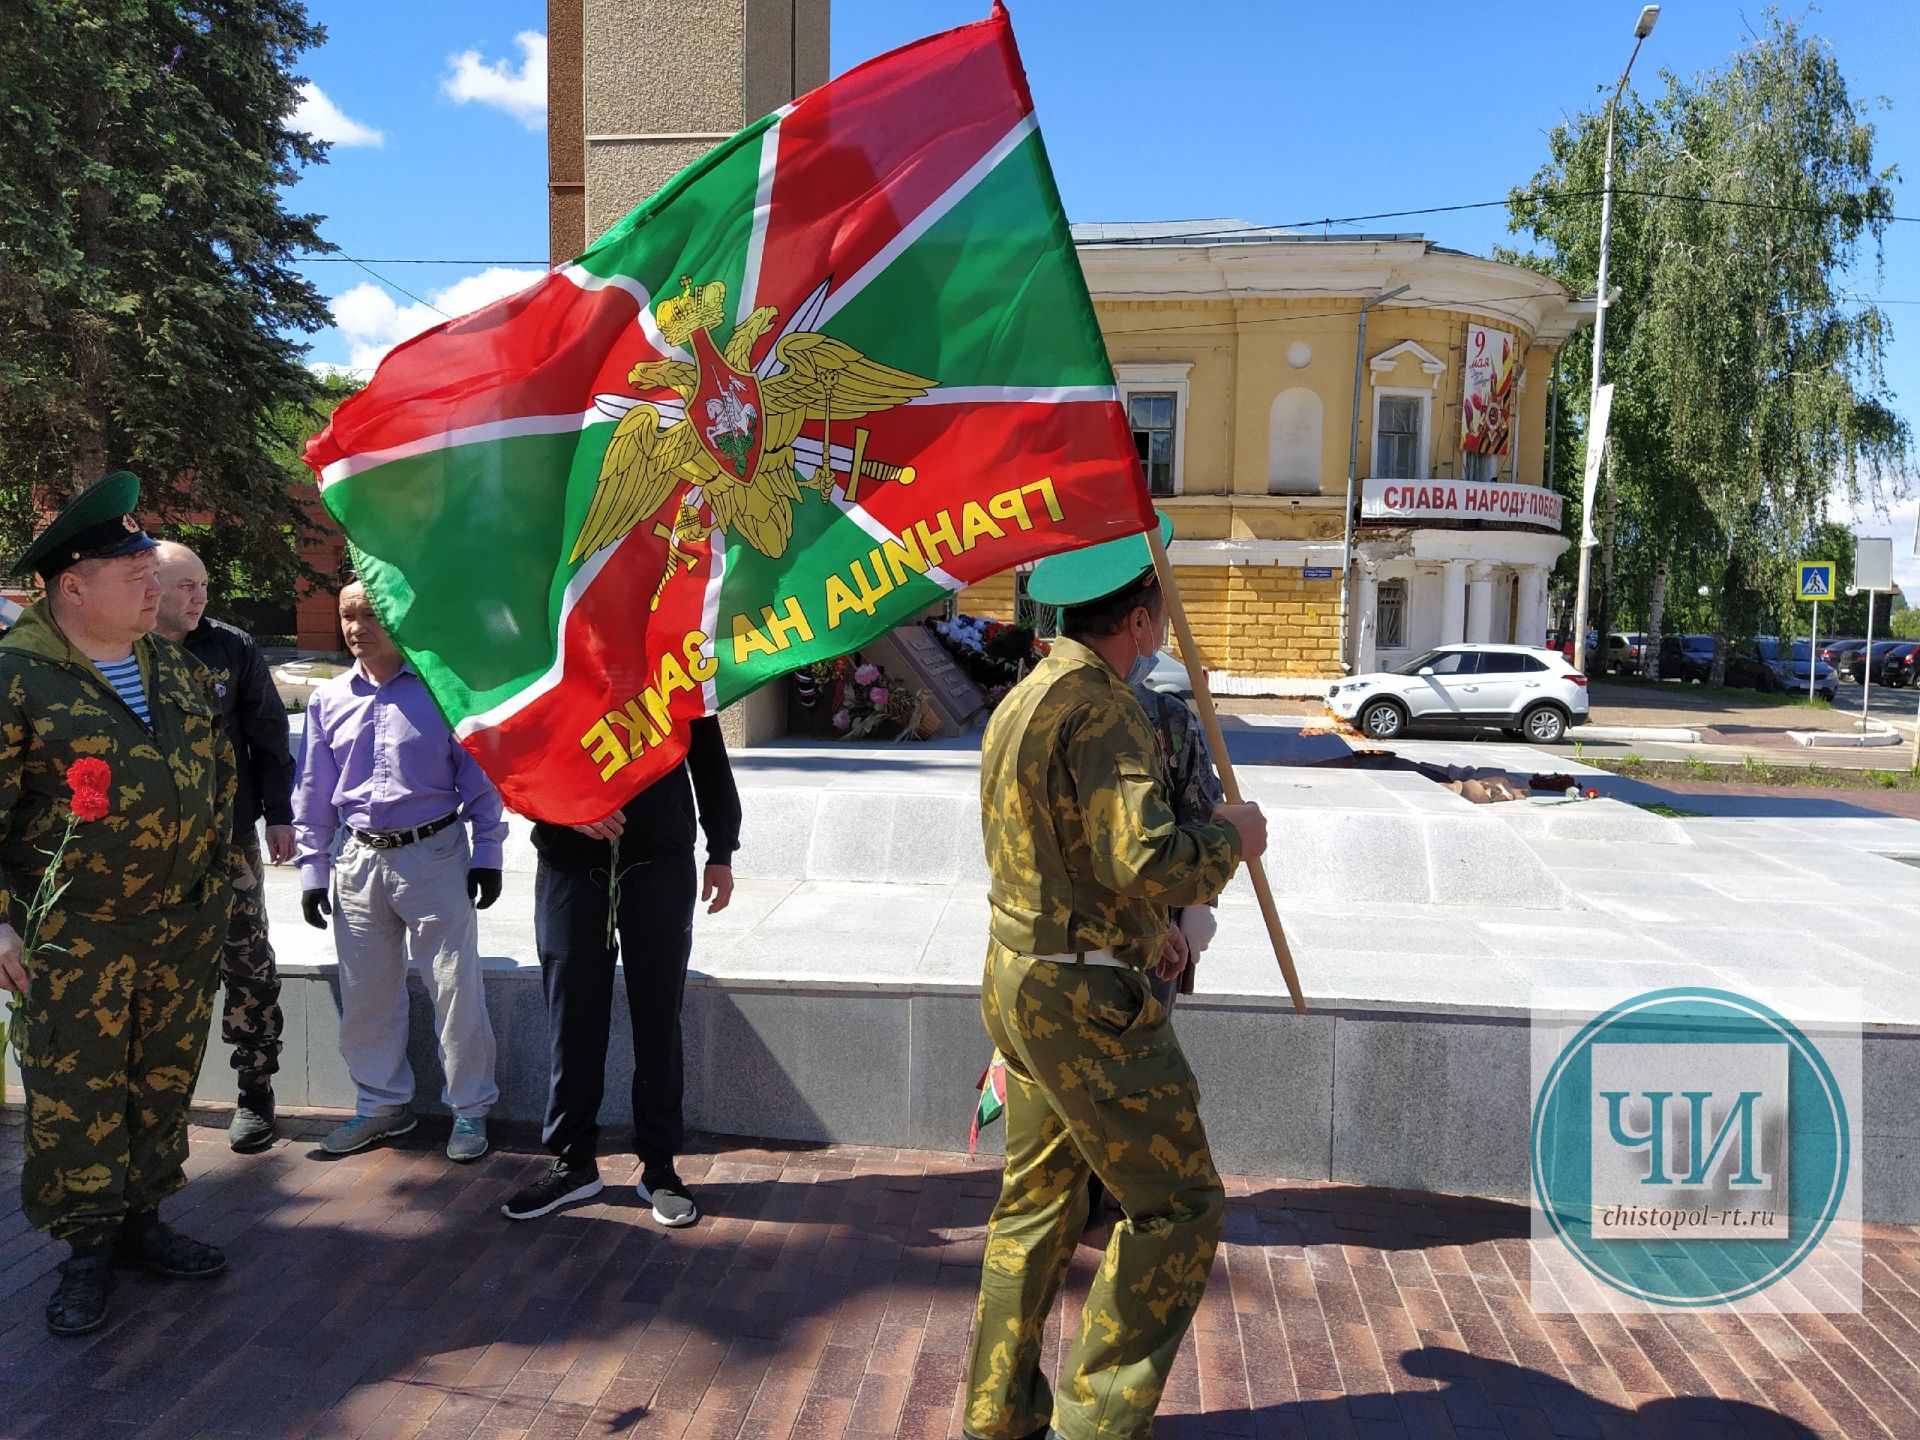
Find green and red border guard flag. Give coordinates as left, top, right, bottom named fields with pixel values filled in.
left=305, top=3, right=1152, bottom=822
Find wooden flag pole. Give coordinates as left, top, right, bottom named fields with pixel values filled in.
left=1146, top=528, right=1307, bottom=1015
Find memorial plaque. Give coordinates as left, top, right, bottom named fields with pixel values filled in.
left=862, top=623, right=987, bottom=736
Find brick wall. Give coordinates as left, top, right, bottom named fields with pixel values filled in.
left=957, top=573, right=1017, bottom=620
left=1174, top=566, right=1339, bottom=676
left=955, top=566, right=1339, bottom=677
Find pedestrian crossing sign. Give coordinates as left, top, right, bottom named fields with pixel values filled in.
left=1798, top=562, right=1835, bottom=600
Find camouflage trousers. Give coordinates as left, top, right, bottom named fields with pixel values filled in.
left=16, top=885, right=227, bottom=1244
left=965, top=940, right=1225, bottom=1440
left=221, top=832, right=282, bottom=1080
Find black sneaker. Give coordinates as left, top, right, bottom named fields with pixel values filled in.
left=229, top=1084, right=276, bottom=1153
left=46, top=1253, right=113, bottom=1337
left=637, top=1164, right=698, bottom=1228
left=500, top=1159, right=604, bottom=1221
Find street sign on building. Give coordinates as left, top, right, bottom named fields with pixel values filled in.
left=1798, top=562, right=1835, bottom=601
left=1360, top=479, right=1564, bottom=531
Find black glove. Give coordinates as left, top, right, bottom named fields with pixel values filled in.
left=468, top=867, right=502, bottom=910
left=301, top=889, right=331, bottom=930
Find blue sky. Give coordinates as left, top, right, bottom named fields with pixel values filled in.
left=291, top=0, right=1919, bottom=589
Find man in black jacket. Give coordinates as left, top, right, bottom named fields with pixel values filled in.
left=501, top=715, right=740, bottom=1226
left=151, top=541, right=296, bottom=1152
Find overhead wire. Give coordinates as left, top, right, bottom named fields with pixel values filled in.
left=299, top=182, right=1920, bottom=327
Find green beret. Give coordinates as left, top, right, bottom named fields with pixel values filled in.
left=1025, top=511, right=1174, bottom=607
left=12, top=471, right=158, bottom=580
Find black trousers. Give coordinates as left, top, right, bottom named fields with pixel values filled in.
left=533, top=850, right=697, bottom=1170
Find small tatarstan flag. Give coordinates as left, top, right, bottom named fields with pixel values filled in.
left=970, top=1051, right=1008, bottom=1154
left=304, top=2, right=1152, bottom=823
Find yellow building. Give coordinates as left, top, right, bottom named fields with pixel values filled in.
left=961, top=222, right=1594, bottom=690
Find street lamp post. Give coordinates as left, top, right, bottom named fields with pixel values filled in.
left=1571, top=4, right=1660, bottom=679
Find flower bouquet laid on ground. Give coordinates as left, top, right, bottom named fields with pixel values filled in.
left=828, top=658, right=937, bottom=742
left=3, top=759, right=113, bottom=1103
left=925, top=614, right=1047, bottom=712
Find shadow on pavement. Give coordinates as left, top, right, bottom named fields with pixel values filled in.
left=0, top=1123, right=1851, bottom=1439
left=1149, top=1348, right=1823, bottom=1440
left=1593, top=772, right=1917, bottom=821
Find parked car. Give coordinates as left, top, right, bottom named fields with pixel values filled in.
left=1881, top=641, right=1920, bottom=688
left=1659, top=634, right=1717, bottom=683
left=1846, top=640, right=1909, bottom=683
left=1820, top=638, right=1868, bottom=669
left=1325, top=643, right=1589, bottom=744
left=1548, top=628, right=1598, bottom=665
left=1606, top=632, right=1648, bottom=675
left=1752, top=638, right=1838, bottom=701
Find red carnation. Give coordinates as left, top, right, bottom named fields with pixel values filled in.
left=65, top=758, right=113, bottom=821
left=66, top=758, right=111, bottom=793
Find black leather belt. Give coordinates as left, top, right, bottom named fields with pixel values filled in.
left=351, top=812, right=459, bottom=850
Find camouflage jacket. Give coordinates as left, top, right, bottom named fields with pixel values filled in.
left=980, top=635, right=1240, bottom=970
left=0, top=603, right=235, bottom=923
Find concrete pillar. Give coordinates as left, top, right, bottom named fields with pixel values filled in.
left=1440, top=560, right=1469, bottom=646
left=573, top=0, right=830, bottom=246
left=1355, top=563, right=1379, bottom=675
left=1515, top=565, right=1548, bottom=647
left=1466, top=563, right=1494, bottom=644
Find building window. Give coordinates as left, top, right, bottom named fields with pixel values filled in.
left=1373, top=393, right=1426, bottom=479
left=1129, top=393, right=1178, bottom=497
left=1376, top=579, right=1407, bottom=650
left=1113, top=361, right=1193, bottom=496
left=1014, top=572, right=1058, bottom=638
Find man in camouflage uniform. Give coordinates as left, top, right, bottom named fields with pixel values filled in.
left=965, top=515, right=1268, bottom=1440
left=0, top=473, right=237, bottom=1337
left=151, top=540, right=296, bottom=1152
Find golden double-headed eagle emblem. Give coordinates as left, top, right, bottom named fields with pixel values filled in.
left=574, top=275, right=935, bottom=609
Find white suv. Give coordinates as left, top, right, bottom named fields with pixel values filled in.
left=1326, top=643, right=1590, bottom=744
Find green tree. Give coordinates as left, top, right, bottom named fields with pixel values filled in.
left=1507, top=11, right=1907, bottom=682
left=0, top=0, right=334, bottom=594
left=1505, top=95, right=1713, bottom=677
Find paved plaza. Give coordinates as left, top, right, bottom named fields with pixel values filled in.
left=1, top=1111, right=1918, bottom=1439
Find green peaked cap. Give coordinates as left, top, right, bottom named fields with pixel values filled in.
left=1025, top=511, right=1173, bottom=607
left=13, top=470, right=158, bottom=579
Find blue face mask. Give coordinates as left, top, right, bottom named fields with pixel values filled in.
left=1125, top=649, right=1158, bottom=688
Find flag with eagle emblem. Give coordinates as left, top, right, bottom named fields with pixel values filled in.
left=305, top=2, right=1152, bottom=823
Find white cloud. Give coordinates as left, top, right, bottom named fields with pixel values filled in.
left=1826, top=487, right=1920, bottom=599
left=290, top=81, right=384, bottom=148
left=326, top=266, right=546, bottom=373
left=442, top=31, right=547, bottom=130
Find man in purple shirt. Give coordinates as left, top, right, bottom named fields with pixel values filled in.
left=294, top=581, right=506, bottom=1162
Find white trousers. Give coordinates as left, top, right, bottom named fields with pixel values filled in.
left=331, top=824, right=499, bottom=1118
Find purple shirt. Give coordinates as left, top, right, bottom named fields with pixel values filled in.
left=294, top=661, right=507, bottom=889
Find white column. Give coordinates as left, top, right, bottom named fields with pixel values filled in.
left=1516, top=565, right=1548, bottom=647
left=1466, top=563, right=1495, bottom=643
left=1439, top=560, right=1468, bottom=645
left=1355, top=563, right=1379, bottom=675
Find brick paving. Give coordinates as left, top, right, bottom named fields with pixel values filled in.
left=1, top=1109, right=1918, bottom=1439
